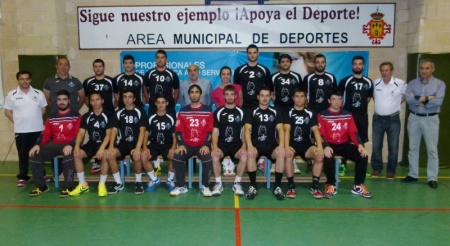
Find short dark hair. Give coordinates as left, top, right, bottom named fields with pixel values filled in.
left=220, top=66, right=232, bottom=76
left=258, top=87, right=271, bottom=95
left=121, top=88, right=136, bottom=98
left=352, top=55, right=365, bottom=64
left=155, top=95, right=166, bottom=101
left=223, top=85, right=236, bottom=95
left=123, top=54, right=135, bottom=64
left=278, top=54, right=292, bottom=64
left=89, top=91, right=104, bottom=100
left=16, top=70, right=32, bottom=80
left=93, top=59, right=105, bottom=66
left=379, top=61, right=394, bottom=71
left=293, top=87, right=307, bottom=96
left=314, top=54, right=326, bottom=63
left=247, top=44, right=258, bottom=53
left=189, top=84, right=202, bottom=95
left=330, top=89, right=343, bottom=99
left=56, top=56, right=69, bottom=65
left=156, top=50, right=167, bottom=58
left=56, top=89, right=70, bottom=99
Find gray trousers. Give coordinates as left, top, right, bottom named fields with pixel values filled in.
left=30, top=143, right=74, bottom=188
left=172, top=145, right=212, bottom=187
left=407, top=114, right=440, bottom=181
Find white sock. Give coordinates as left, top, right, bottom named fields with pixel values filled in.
left=135, top=173, right=142, bottom=182
left=234, top=176, right=242, bottom=183
left=99, top=175, right=107, bottom=184
left=77, top=172, right=86, bottom=185
left=112, top=172, right=122, bottom=184
left=215, top=177, right=222, bottom=184
left=148, top=171, right=157, bottom=181
left=168, top=171, right=175, bottom=180
left=154, top=159, right=161, bottom=168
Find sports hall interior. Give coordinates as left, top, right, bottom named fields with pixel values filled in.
left=0, top=1, right=449, bottom=245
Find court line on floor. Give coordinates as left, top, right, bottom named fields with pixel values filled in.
left=1, top=204, right=449, bottom=212
left=234, top=195, right=242, bottom=246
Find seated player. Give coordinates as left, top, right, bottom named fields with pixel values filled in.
left=211, top=85, right=248, bottom=196
left=69, top=92, right=114, bottom=197
left=283, top=88, right=325, bottom=199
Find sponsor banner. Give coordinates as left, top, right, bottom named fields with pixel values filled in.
left=79, top=4, right=395, bottom=49
left=121, top=50, right=369, bottom=90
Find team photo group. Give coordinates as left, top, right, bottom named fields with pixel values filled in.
left=4, top=44, right=445, bottom=201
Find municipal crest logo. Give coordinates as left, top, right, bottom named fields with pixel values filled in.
left=69, top=81, right=75, bottom=87
left=362, top=9, right=392, bottom=45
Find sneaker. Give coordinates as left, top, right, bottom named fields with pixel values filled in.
left=69, top=183, right=89, bottom=196
left=386, top=173, right=395, bottom=180
left=17, top=179, right=26, bottom=187
left=245, top=186, right=258, bottom=200
left=146, top=178, right=161, bottom=192
left=44, top=176, right=53, bottom=183
left=166, top=179, right=176, bottom=192
left=351, top=184, right=373, bottom=198
left=323, top=184, right=337, bottom=199
left=310, top=188, right=323, bottom=199
left=91, top=162, right=101, bottom=174
left=293, top=162, right=301, bottom=174
left=273, top=186, right=285, bottom=200
left=306, top=160, right=313, bottom=174
left=201, top=185, right=212, bottom=197
left=154, top=166, right=162, bottom=176
left=286, top=188, right=296, bottom=198
left=371, top=171, right=380, bottom=177
left=98, top=183, right=107, bottom=197
left=232, top=182, right=244, bottom=196
left=107, top=182, right=124, bottom=194
left=270, top=164, right=275, bottom=173
left=338, top=164, right=346, bottom=177
left=257, top=159, right=265, bottom=172
left=29, top=185, right=49, bottom=197
left=59, top=187, right=72, bottom=198
left=170, top=186, right=188, bottom=196
left=211, top=183, right=223, bottom=196
left=135, top=182, right=144, bottom=195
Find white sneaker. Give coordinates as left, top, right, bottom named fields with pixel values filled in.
left=293, top=161, right=301, bottom=174
left=201, top=185, right=212, bottom=197
left=169, top=186, right=188, bottom=196
left=270, top=163, right=276, bottom=173
left=232, top=182, right=244, bottom=196
left=211, top=183, right=223, bottom=196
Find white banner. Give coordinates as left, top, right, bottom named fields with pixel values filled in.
left=78, top=4, right=395, bottom=49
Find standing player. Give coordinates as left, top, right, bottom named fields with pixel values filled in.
left=4, top=70, right=48, bottom=187
left=69, top=92, right=114, bottom=197
left=234, top=44, right=271, bottom=109
left=114, top=54, right=146, bottom=109
left=104, top=89, right=147, bottom=196
left=144, top=49, right=180, bottom=115
left=302, top=54, right=337, bottom=174
left=27, top=90, right=81, bottom=197
left=338, top=56, right=373, bottom=176
left=83, top=59, right=115, bottom=174
left=318, top=90, right=372, bottom=198
left=284, top=88, right=325, bottom=199
left=211, top=85, right=247, bottom=196
left=142, top=95, right=177, bottom=192
left=270, top=54, right=303, bottom=174
left=244, top=87, right=285, bottom=200
left=170, top=85, right=214, bottom=197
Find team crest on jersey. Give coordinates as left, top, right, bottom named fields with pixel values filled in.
left=103, top=85, right=110, bottom=91
left=325, top=79, right=331, bottom=86
left=304, top=117, right=310, bottom=124
left=166, top=76, right=172, bottom=83
left=155, top=84, right=163, bottom=94
left=225, top=127, right=234, bottom=142
left=269, top=115, right=275, bottom=122
left=293, top=126, right=303, bottom=142
left=166, top=123, right=172, bottom=129
left=257, top=125, right=267, bottom=141
left=134, top=117, right=139, bottom=123
left=363, top=84, right=370, bottom=90
left=133, top=81, right=140, bottom=86
left=190, top=128, right=200, bottom=142
left=67, top=123, right=73, bottom=130
left=352, top=93, right=362, bottom=107
left=247, top=82, right=255, bottom=96
left=256, top=72, right=263, bottom=78
left=100, top=121, right=106, bottom=128
left=235, top=116, right=241, bottom=123
left=316, top=89, right=325, bottom=103
left=201, top=119, right=207, bottom=126
left=69, top=82, right=75, bottom=87
left=281, top=88, right=290, bottom=102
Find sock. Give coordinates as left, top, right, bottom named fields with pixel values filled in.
left=275, top=172, right=283, bottom=188
left=234, top=176, right=242, bottom=183
left=168, top=171, right=175, bottom=180
left=287, top=176, right=295, bottom=189
left=215, top=177, right=222, bottom=184
left=312, top=176, right=320, bottom=189
left=248, top=171, right=257, bottom=188
left=148, top=171, right=156, bottom=181
left=112, top=172, right=122, bottom=184
left=99, top=175, right=107, bottom=184
left=135, top=173, right=142, bottom=182
left=154, top=159, right=161, bottom=168
left=76, top=172, right=86, bottom=185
